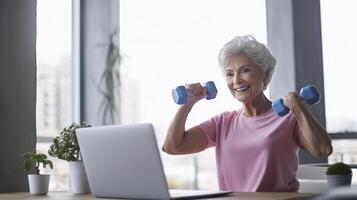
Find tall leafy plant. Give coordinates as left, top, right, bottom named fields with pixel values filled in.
left=97, top=30, right=122, bottom=125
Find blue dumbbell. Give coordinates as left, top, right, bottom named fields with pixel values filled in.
left=172, top=81, right=218, bottom=105
left=272, top=85, right=320, bottom=116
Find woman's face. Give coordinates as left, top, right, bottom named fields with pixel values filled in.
left=224, top=53, right=267, bottom=104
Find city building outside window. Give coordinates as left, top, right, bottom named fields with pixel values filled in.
left=36, top=0, right=73, bottom=190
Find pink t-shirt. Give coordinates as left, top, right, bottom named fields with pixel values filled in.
left=199, top=108, right=301, bottom=192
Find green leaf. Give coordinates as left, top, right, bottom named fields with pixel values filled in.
left=47, top=160, right=54, bottom=169
left=24, top=159, right=34, bottom=171
left=39, top=153, right=47, bottom=160
left=23, top=152, right=33, bottom=159
left=33, top=154, right=43, bottom=161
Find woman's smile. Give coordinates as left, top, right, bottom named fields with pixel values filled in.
left=234, top=85, right=250, bottom=93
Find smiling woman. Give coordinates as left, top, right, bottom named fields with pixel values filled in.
left=162, top=34, right=331, bottom=192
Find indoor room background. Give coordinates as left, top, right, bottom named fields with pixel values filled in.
left=1, top=0, right=357, bottom=192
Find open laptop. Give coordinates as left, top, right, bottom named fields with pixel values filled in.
left=76, top=123, right=233, bottom=200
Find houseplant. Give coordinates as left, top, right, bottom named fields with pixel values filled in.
left=326, top=162, right=353, bottom=188
left=48, top=121, right=91, bottom=193
left=96, top=30, right=122, bottom=125
left=23, top=151, right=53, bottom=195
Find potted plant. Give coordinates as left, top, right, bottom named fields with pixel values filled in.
left=326, top=162, right=353, bottom=188
left=23, top=151, right=53, bottom=195
left=48, top=121, right=91, bottom=194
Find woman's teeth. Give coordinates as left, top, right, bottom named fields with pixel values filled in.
left=235, top=86, right=250, bottom=92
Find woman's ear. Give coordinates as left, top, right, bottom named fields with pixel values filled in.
left=263, top=69, right=270, bottom=88
left=263, top=70, right=268, bottom=81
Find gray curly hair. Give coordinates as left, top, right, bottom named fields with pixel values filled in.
left=218, top=35, right=276, bottom=90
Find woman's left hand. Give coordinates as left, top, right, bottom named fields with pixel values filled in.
left=283, top=91, right=303, bottom=110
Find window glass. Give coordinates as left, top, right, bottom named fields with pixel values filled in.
left=321, top=0, right=357, bottom=176
left=120, top=0, right=267, bottom=189
left=321, top=0, right=357, bottom=133
left=36, top=0, right=72, bottom=190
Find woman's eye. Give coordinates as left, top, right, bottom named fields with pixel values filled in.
left=241, top=68, right=250, bottom=73
left=225, top=72, right=233, bottom=77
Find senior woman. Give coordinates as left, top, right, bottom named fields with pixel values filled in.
left=162, top=35, right=332, bottom=192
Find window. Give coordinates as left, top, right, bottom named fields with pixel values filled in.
left=36, top=0, right=73, bottom=190
left=321, top=0, right=357, bottom=181
left=321, top=0, right=357, bottom=133
left=120, top=0, right=266, bottom=189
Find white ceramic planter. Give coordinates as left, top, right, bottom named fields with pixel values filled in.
left=28, top=174, right=50, bottom=195
left=326, top=174, right=352, bottom=188
left=69, top=161, right=90, bottom=194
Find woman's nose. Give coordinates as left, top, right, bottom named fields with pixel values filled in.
left=233, top=74, right=242, bottom=84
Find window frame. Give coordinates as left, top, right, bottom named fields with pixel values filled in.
left=330, top=132, right=357, bottom=140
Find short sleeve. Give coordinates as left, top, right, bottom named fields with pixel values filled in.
left=198, top=112, right=228, bottom=149
left=198, top=120, right=217, bottom=148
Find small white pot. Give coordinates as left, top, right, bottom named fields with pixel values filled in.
left=28, top=174, right=50, bottom=195
left=69, top=161, right=90, bottom=194
left=326, top=174, right=352, bottom=188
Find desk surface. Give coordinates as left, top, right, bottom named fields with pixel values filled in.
left=0, top=191, right=318, bottom=200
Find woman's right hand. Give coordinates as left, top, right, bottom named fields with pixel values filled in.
left=163, top=83, right=209, bottom=155
left=185, top=83, right=208, bottom=105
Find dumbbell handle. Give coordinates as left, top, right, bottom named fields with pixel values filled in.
left=172, top=81, right=218, bottom=105
left=272, top=85, right=320, bottom=116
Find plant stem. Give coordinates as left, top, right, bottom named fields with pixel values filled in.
left=35, top=164, right=40, bottom=175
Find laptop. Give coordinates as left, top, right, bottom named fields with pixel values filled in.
left=76, top=123, right=233, bottom=200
